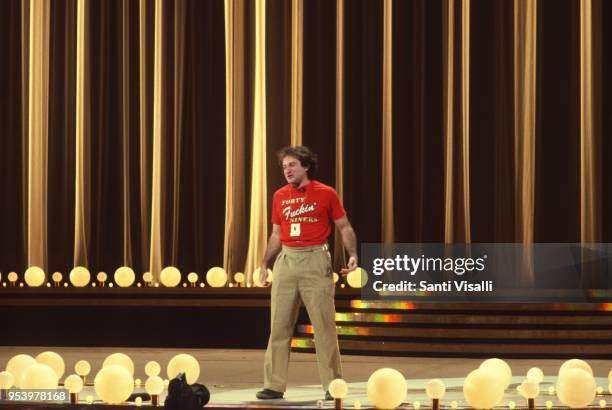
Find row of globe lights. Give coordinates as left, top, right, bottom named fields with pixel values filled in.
left=1, top=353, right=610, bottom=408
left=0, top=266, right=369, bottom=288
left=0, top=351, right=201, bottom=406
left=326, top=358, right=611, bottom=410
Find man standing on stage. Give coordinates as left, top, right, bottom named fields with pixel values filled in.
left=256, top=146, right=358, bottom=401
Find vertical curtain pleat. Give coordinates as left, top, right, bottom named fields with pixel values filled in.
left=245, top=0, right=268, bottom=282
left=443, top=0, right=455, bottom=244
left=580, top=0, right=601, bottom=242
left=381, top=0, right=393, bottom=245
left=74, top=0, right=89, bottom=268
left=460, top=0, right=471, bottom=243
left=171, top=0, right=186, bottom=265
left=290, top=0, right=303, bottom=146
left=223, top=0, right=248, bottom=278
left=139, top=0, right=151, bottom=275
left=514, top=0, right=537, bottom=244
left=333, top=0, right=345, bottom=270
left=21, top=0, right=30, bottom=264
left=149, top=0, right=165, bottom=282
left=122, top=0, right=133, bottom=267
left=28, top=0, right=50, bottom=272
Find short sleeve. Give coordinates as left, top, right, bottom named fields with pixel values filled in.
left=329, top=189, right=346, bottom=221
left=271, top=192, right=281, bottom=225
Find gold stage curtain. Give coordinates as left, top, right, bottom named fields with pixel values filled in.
left=1, top=0, right=611, bottom=278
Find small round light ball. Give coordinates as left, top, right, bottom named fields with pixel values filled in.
left=21, top=363, right=58, bottom=389
left=0, top=371, right=15, bottom=389
left=36, top=351, right=65, bottom=378
left=600, top=399, right=607, bottom=408
left=354, top=400, right=361, bottom=409
left=52, top=272, right=62, bottom=282
left=24, top=266, right=46, bottom=287
left=328, top=378, right=348, bottom=399
left=546, top=400, right=553, bottom=408
left=463, top=368, right=504, bottom=409
left=346, top=267, right=368, bottom=288
left=145, top=361, right=161, bottom=377
left=114, top=266, right=136, bottom=287
left=6, top=354, right=36, bottom=388
left=86, top=395, right=93, bottom=404
left=167, top=353, right=200, bottom=384
left=160, top=266, right=181, bottom=287
left=426, top=379, right=446, bottom=399
left=548, top=386, right=555, bottom=395
left=480, top=358, right=512, bottom=389
left=187, top=272, right=199, bottom=283
left=527, top=367, right=544, bottom=383
left=135, top=396, right=142, bottom=406
left=521, top=379, right=540, bottom=399
left=559, top=358, right=593, bottom=378
left=103, top=353, right=135, bottom=375
left=508, top=400, right=516, bottom=409
left=94, top=364, right=134, bottom=404
left=234, top=272, right=245, bottom=283
left=64, top=374, right=84, bottom=393
left=70, top=266, right=91, bottom=287
left=333, top=272, right=339, bottom=284
left=145, top=375, right=164, bottom=395
left=451, top=400, right=458, bottom=409
left=597, top=386, right=604, bottom=394
left=206, top=267, right=227, bottom=287
left=557, top=367, right=596, bottom=408
left=75, top=360, right=91, bottom=376
left=366, top=368, right=407, bottom=409
left=142, top=272, right=152, bottom=282
left=8, top=272, right=18, bottom=282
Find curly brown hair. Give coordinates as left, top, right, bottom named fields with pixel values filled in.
left=277, top=146, right=318, bottom=179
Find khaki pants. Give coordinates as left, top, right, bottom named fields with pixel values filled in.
left=263, top=244, right=342, bottom=392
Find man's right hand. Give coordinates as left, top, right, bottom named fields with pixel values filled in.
left=259, top=265, right=270, bottom=287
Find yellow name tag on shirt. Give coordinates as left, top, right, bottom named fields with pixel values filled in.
left=290, top=223, right=301, bottom=237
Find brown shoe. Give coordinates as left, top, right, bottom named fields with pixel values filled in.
left=256, top=389, right=284, bottom=399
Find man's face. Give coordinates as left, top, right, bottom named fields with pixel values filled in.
left=282, top=155, right=309, bottom=185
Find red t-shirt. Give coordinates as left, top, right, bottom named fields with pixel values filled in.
left=271, top=180, right=346, bottom=247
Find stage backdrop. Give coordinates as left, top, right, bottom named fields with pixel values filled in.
left=0, top=0, right=611, bottom=282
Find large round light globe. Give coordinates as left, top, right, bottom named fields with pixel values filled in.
left=103, top=353, right=135, bottom=375
left=0, top=371, right=15, bottom=389
left=160, top=266, right=181, bottom=287
left=328, top=378, right=348, bottom=399
left=6, top=354, right=36, bottom=388
left=463, top=368, right=504, bottom=409
left=557, top=367, right=596, bottom=408
left=64, top=374, right=84, bottom=393
left=75, top=360, right=91, bottom=376
left=114, top=267, right=136, bottom=287
left=253, top=268, right=273, bottom=287
left=35, top=351, right=65, bottom=379
left=366, top=368, right=407, bottom=409
left=347, top=267, right=368, bottom=288
left=167, top=354, right=200, bottom=384
left=426, top=379, right=446, bottom=399
left=559, top=359, right=593, bottom=378
left=24, top=266, right=46, bottom=287
left=70, top=266, right=91, bottom=287
left=94, top=364, right=134, bottom=404
left=145, top=375, right=164, bottom=395
left=145, top=361, right=161, bottom=377
left=527, top=367, right=544, bottom=383
left=480, top=358, right=512, bottom=389
left=520, top=380, right=540, bottom=399
left=206, top=267, right=227, bottom=287
left=20, top=363, right=58, bottom=389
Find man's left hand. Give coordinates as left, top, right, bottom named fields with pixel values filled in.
left=340, top=256, right=358, bottom=275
